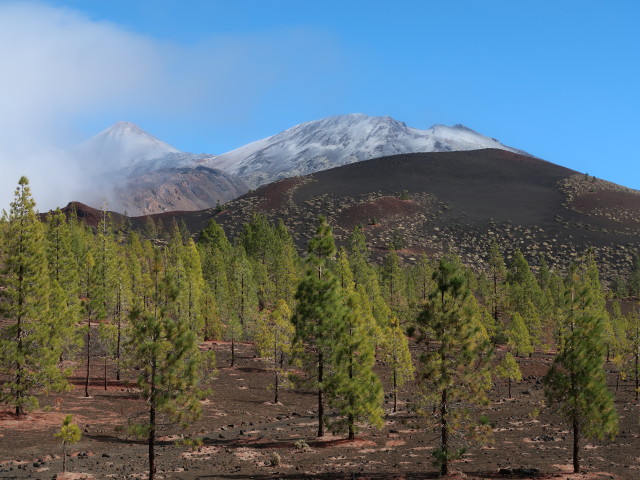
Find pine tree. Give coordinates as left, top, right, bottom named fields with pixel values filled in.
left=225, top=315, right=243, bottom=368
left=380, top=316, right=414, bottom=412
left=293, top=216, right=344, bottom=437
left=506, top=249, right=543, bottom=345
left=327, top=286, right=384, bottom=439
left=182, top=239, right=206, bottom=337
left=0, top=177, right=69, bottom=415
left=201, top=285, right=222, bottom=341
left=347, top=226, right=392, bottom=332
left=229, top=245, right=258, bottom=333
left=82, top=249, right=99, bottom=397
left=112, top=244, right=132, bottom=381
left=97, top=322, right=118, bottom=390
left=487, top=240, right=507, bottom=325
left=495, top=352, right=521, bottom=398
left=54, top=414, right=81, bottom=473
left=506, top=312, right=533, bottom=357
left=416, top=256, right=492, bottom=476
left=381, top=247, right=406, bottom=313
left=256, top=299, right=295, bottom=404
left=44, top=209, right=82, bottom=361
left=272, top=220, right=300, bottom=308
left=543, top=267, right=618, bottom=474
left=626, top=307, right=640, bottom=400
left=128, top=266, right=206, bottom=480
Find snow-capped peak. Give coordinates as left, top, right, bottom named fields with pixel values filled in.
left=75, top=121, right=181, bottom=171
left=204, top=114, right=528, bottom=188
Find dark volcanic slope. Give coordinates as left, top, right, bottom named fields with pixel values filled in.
left=59, top=149, right=640, bottom=282
left=211, top=149, right=640, bottom=281
left=295, top=149, right=574, bottom=225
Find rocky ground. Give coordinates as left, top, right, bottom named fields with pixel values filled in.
left=0, top=341, right=638, bottom=480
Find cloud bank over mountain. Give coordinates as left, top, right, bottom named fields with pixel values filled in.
left=0, top=2, right=341, bottom=210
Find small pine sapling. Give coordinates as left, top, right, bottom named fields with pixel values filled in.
left=495, top=352, right=522, bottom=398
left=55, top=414, right=81, bottom=473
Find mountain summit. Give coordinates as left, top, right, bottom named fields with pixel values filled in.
left=75, top=121, right=181, bottom=171
left=204, top=114, right=528, bottom=188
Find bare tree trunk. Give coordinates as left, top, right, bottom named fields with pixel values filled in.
left=149, top=361, right=157, bottom=480
left=116, top=288, right=122, bottom=381
left=636, top=350, right=639, bottom=401
left=348, top=352, right=354, bottom=440
left=317, top=351, right=324, bottom=437
left=440, top=388, right=449, bottom=476
left=84, top=317, right=91, bottom=397
left=573, top=417, right=580, bottom=473
left=231, top=338, right=235, bottom=367
left=393, top=368, right=398, bottom=413
left=274, top=340, right=279, bottom=404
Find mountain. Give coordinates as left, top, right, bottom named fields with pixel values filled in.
left=71, top=114, right=528, bottom=213
left=113, top=166, right=247, bottom=215
left=72, top=122, right=245, bottom=215
left=204, top=114, right=529, bottom=188
left=75, top=121, right=182, bottom=171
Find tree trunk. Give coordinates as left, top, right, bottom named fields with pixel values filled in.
left=15, top=276, right=24, bottom=416
left=149, top=361, right=157, bottom=480
left=104, top=356, right=108, bottom=390
left=348, top=351, right=354, bottom=440
left=15, top=340, right=23, bottom=416
left=240, top=276, right=245, bottom=327
left=317, top=351, right=324, bottom=437
left=348, top=412, right=355, bottom=440
left=440, top=388, right=448, bottom=476
left=84, top=317, right=91, bottom=397
left=116, top=288, right=122, bottom=381
left=231, top=338, right=235, bottom=368
left=62, top=442, right=66, bottom=472
left=508, top=377, right=512, bottom=398
left=635, top=349, right=640, bottom=402
left=573, top=417, right=580, bottom=473
left=393, top=367, right=398, bottom=413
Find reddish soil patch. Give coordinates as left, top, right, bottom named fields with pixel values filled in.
left=256, top=176, right=304, bottom=212
left=572, top=190, right=640, bottom=214
left=338, top=197, right=422, bottom=230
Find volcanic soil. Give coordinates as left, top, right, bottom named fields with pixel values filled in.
left=0, top=341, right=638, bottom=479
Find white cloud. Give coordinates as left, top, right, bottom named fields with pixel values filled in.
left=0, top=2, right=344, bottom=211
left=0, top=2, right=168, bottom=210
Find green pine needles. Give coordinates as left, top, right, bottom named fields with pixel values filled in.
left=0, top=177, right=69, bottom=415
left=543, top=265, right=618, bottom=474
left=416, top=255, right=493, bottom=476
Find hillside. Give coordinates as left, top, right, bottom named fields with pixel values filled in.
left=62, top=148, right=640, bottom=282
left=211, top=149, right=640, bottom=281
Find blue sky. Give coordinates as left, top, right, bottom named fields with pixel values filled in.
left=1, top=0, right=639, bottom=207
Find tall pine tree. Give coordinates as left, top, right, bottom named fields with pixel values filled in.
left=416, top=256, right=492, bottom=475
left=543, top=266, right=618, bottom=473
left=0, top=177, right=67, bottom=414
